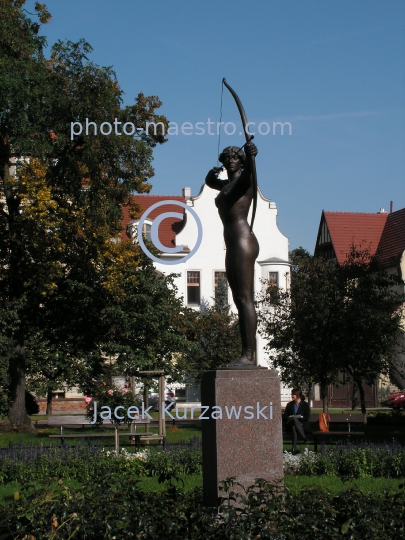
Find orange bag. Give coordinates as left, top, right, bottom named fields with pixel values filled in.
left=318, top=413, right=330, bottom=432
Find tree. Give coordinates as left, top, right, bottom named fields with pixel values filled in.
left=183, top=292, right=242, bottom=383
left=258, top=246, right=404, bottom=413
left=214, top=275, right=230, bottom=315
left=0, top=1, right=168, bottom=425
left=97, top=241, right=194, bottom=384
left=258, top=251, right=344, bottom=412
left=334, top=246, right=404, bottom=415
left=289, top=247, right=312, bottom=264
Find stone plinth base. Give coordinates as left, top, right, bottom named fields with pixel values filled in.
left=201, top=368, right=283, bottom=506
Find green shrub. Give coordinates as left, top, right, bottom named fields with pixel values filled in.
left=0, top=439, right=202, bottom=485
left=296, top=441, right=405, bottom=478
left=146, top=438, right=202, bottom=478
left=0, top=442, right=104, bottom=483
left=367, top=410, right=405, bottom=426
left=1, top=476, right=404, bottom=539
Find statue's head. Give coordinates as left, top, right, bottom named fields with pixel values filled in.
left=219, top=146, right=245, bottom=171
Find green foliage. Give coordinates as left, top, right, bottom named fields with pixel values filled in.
left=367, top=410, right=405, bottom=427
left=295, top=442, right=405, bottom=479
left=0, top=2, right=169, bottom=423
left=0, top=304, right=20, bottom=417
left=0, top=440, right=201, bottom=486
left=84, top=379, right=138, bottom=426
left=99, top=243, right=194, bottom=380
left=334, top=246, right=405, bottom=412
left=214, top=275, right=230, bottom=315
left=145, top=441, right=202, bottom=479
left=1, top=475, right=404, bottom=539
left=285, top=474, right=403, bottom=495
left=0, top=444, right=103, bottom=485
left=258, top=252, right=343, bottom=404
left=289, top=246, right=312, bottom=265
left=258, top=245, right=405, bottom=412
left=183, top=306, right=242, bottom=381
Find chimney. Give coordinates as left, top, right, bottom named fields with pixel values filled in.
left=378, top=208, right=386, bottom=213
left=182, top=187, right=191, bottom=200
left=390, top=201, right=393, bottom=213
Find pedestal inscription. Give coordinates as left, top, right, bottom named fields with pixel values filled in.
left=201, top=368, right=283, bottom=506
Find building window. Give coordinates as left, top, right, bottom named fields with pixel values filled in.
left=187, top=271, right=201, bottom=305
left=268, top=271, right=279, bottom=303
left=268, top=272, right=278, bottom=286
left=319, top=220, right=331, bottom=246
left=142, top=222, right=151, bottom=241
left=126, top=220, right=152, bottom=242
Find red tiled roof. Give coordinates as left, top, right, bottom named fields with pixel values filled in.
left=121, top=195, right=186, bottom=248
left=323, top=211, right=388, bottom=264
left=377, top=208, right=405, bottom=265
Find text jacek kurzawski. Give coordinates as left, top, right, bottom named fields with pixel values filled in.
left=90, top=402, right=274, bottom=423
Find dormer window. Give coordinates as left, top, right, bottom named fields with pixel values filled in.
left=142, top=222, right=151, bottom=241
left=126, top=220, right=152, bottom=243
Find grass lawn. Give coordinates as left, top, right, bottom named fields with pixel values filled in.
left=2, top=475, right=403, bottom=507
left=2, top=407, right=404, bottom=449
left=284, top=475, right=405, bottom=495
left=1, top=423, right=403, bottom=451
left=0, top=478, right=82, bottom=507
left=0, top=423, right=202, bottom=448
left=129, top=475, right=405, bottom=495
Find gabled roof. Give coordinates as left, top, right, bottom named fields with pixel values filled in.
left=315, top=208, right=405, bottom=267
left=321, top=211, right=388, bottom=264
left=121, top=195, right=186, bottom=248
left=377, top=208, right=405, bottom=265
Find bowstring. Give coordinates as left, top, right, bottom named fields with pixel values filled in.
left=217, top=80, right=224, bottom=167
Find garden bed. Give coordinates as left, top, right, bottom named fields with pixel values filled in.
left=1, top=438, right=405, bottom=538
left=1, top=476, right=404, bottom=538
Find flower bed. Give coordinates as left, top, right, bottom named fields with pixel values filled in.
left=2, top=439, right=405, bottom=486
left=0, top=438, right=202, bottom=485
left=284, top=440, right=405, bottom=478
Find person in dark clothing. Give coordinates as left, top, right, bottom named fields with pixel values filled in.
left=283, top=388, right=311, bottom=454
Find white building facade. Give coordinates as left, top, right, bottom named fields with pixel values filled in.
left=126, top=183, right=292, bottom=403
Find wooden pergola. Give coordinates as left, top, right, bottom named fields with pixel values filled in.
left=131, top=370, right=166, bottom=439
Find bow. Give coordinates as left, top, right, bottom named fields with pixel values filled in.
left=222, top=78, right=258, bottom=234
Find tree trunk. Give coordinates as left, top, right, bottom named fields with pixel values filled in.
left=3, top=148, right=30, bottom=427
left=321, top=383, right=329, bottom=413
left=306, top=383, right=313, bottom=407
left=46, top=389, right=53, bottom=416
left=8, top=345, right=31, bottom=426
left=351, top=381, right=358, bottom=410
left=143, top=381, right=149, bottom=409
left=355, top=377, right=367, bottom=420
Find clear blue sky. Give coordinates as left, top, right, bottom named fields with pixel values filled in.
left=27, top=0, right=405, bottom=252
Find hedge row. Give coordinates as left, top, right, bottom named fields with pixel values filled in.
left=0, top=439, right=202, bottom=484
left=1, top=476, right=404, bottom=539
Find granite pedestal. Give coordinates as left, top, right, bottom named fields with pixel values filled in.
left=201, top=368, right=283, bottom=506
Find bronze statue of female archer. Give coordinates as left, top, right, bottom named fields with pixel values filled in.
left=205, top=142, right=259, bottom=366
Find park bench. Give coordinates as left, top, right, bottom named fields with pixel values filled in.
left=47, top=415, right=165, bottom=447
left=309, top=413, right=365, bottom=451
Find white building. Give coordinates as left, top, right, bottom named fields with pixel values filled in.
left=123, top=183, right=292, bottom=403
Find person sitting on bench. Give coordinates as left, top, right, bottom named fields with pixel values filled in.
left=283, top=388, right=311, bottom=454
